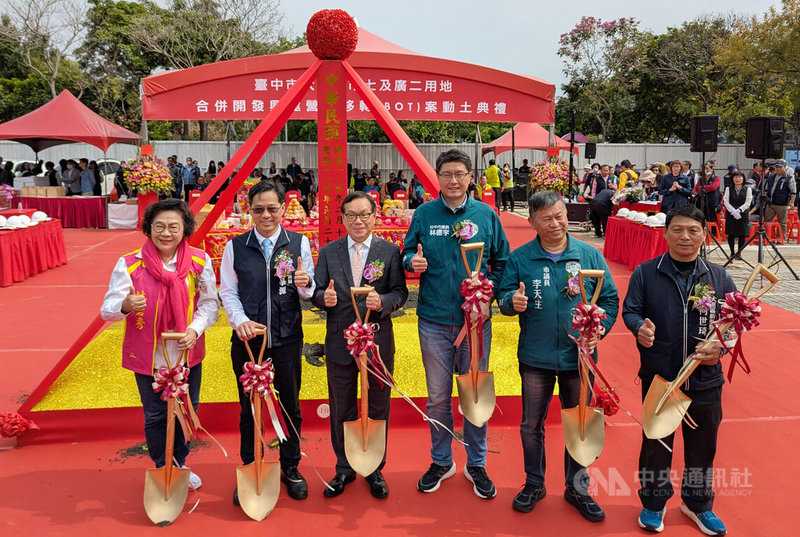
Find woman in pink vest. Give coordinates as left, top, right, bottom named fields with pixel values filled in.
left=101, top=199, right=219, bottom=490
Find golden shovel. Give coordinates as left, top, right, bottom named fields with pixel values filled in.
left=236, top=327, right=281, bottom=521
left=343, top=286, right=387, bottom=477
left=561, top=270, right=607, bottom=467
left=143, top=332, right=191, bottom=527
left=455, top=242, right=496, bottom=428
left=642, top=264, right=778, bottom=439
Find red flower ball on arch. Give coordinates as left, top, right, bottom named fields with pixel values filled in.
left=306, top=9, right=358, bottom=60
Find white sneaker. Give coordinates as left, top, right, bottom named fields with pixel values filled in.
left=181, top=466, right=202, bottom=490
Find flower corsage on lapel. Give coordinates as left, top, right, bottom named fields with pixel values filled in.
left=689, top=283, right=715, bottom=312
left=274, top=249, right=295, bottom=294
left=452, top=220, right=478, bottom=241
left=363, top=260, right=385, bottom=284
left=562, top=270, right=580, bottom=299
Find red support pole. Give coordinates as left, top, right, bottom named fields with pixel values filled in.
left=341, top=61, right=439, bottom=196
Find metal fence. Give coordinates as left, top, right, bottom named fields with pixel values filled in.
left=0, top=140, right=772, bottom=177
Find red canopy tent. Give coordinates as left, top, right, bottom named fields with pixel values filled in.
left=481, top=122, right=573, bottom=156
left=0, top=90, right=140, bottom=154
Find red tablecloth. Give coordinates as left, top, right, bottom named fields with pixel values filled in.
left=604, top=217, right=668, bottom=270
left=13, top=197, right=107, bottom=228
left=0, top=219, right=68, bottom=287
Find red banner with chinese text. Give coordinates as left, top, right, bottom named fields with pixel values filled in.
left=317, top=62, right=348, bottom=246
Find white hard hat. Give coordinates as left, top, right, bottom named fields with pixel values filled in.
left=19, top=215, right=32, bottom=225
left=617, top=208, right=630, bottom=218
left=0, top=215, right=6, bottom=227
left=32, top=211, right=48, bottom=222
left=634, top=212, right=647, bottom=224
left=655, top=212, right=666, bottom=223
left=646, top=215, right=660, bottom=227
left=626, top=210, right=639, bottom=221
left=7, top=215, right=23, bottom=228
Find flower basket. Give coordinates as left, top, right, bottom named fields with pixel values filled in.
left=530, top=157, right=570, bottom=196
left=612, top=185, right=645, bottom=204
left=121, top=155, right=173, bottom=197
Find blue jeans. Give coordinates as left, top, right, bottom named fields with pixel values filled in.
left=134, top=362, right=202, bottom=468
left=418, top=317, right=491, bottom=467
left=519, top=363, right=589, bottom=492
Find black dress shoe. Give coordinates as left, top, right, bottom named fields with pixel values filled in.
left=233, top=487, right=240, bottom=506
left=281, top=466, right=308, bottom=500
left=323, top=472, right=356, bottom=498
left=366, top=470, right=389, bottom=499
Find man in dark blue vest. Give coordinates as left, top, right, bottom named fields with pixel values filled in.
left=762, top=158, right=796, bottom=239
left=220, top=180, right=316, bottom=504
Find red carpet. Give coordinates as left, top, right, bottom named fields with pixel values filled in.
left=1, top=216, right=798, bottom=535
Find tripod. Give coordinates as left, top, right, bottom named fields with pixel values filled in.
left=722, top=176, right=799, bottom=279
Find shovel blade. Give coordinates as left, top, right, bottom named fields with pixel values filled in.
left=235, top=461, right=281, bottom=521
left=456, top=371, right=495, bottom=427
left=343, top=418, right=387, bottom=477
left=642, top=375, right=693, bottom=439
left=561, top=406, right=606, bottom=467
left=143, top=466, right=190, bottom=526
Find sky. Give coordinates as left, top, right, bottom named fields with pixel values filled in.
left=279, top=0, right=779, bottom=93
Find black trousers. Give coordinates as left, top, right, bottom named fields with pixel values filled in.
left=501, top=189, right=515, bottom=211
left=231, top=338, right=303, bottom=469
left=638, top=379, right=722, bottom=512
left=589, top=205, right=610, bottom=237
left=326, top=353, right=393, bottom=475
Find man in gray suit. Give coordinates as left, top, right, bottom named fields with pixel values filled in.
left=312, top=191, right=408, bottom=499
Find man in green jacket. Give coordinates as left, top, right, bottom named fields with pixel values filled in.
left=497, top=190, right=619, bottom=521
left=403, top=149, right=509, bottom=499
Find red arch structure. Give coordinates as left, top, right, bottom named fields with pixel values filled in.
left=18, top=26, right=556, bottom=416
left=142, top=27, right=554, bottom=124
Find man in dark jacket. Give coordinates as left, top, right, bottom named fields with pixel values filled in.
left=497, top=190, right=618, bottom=521
left=219, top=180, right=316, bottom=505
left=589, top=188, right=615, bottom=238
left=622, top=204, right=735, bottom=536
left=312, top=191, right=408, bottom=499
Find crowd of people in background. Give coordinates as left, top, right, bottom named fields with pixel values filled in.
left=0, top=155, right=106, bottom=196
left=579, top=157, right=799, bottom=257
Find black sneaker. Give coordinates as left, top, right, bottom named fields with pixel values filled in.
left=512, top=484, right=546, bottom=513
left=417, top=462, right=456, bottom=493
left=564, top=488, right=605, bottom=522
left=464, top=465, right=497, bottom=499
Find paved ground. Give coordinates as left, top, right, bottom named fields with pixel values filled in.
left=501, top=203, right=800, bottom=314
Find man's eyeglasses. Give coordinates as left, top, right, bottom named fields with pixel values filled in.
left=438, top=171, right=470, bottom=180
left=250, top=206, right=282, bottom=215
left=343, top=212, right=375, bottom=222
left=151, top=223, right=183, bottom=234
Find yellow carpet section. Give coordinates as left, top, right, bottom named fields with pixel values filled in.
left=34, top=302, right=524, bottom=411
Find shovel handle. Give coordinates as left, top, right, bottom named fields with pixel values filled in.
left=744, top=263, right=779, bottom=299
left=159, top=332, right=189, bottom=369
left=350, top=286, right=374, bottom=324
left=578, top=270, right=605, bottom=306
left=460, top=242, right=485, bottom=277
left=244, top=327, right=268, bottom=365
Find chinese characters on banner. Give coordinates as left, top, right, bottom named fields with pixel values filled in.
left=317, top=62, right=348, bottom=246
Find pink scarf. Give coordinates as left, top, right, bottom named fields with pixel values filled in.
left=141, top=238, right=191, bottom=338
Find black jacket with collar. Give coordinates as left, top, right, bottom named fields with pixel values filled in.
left=311, top=235, right=408, bottom=366
left=622, top=254, right=736, bottom=391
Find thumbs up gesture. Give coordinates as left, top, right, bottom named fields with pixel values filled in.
left=512, top=282, right=528, bottom=312
left=294, top=256, right=310, bottom=288
left=324, top=279, right=337, bottom=307
left=411, top=243, right=428, bottom=273
left=637, top=318, right=656, bottom=348
left=122, top=285, right=146, bottom=314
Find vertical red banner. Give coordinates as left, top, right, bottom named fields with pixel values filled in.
left=317, top=61, right=348, bottom=246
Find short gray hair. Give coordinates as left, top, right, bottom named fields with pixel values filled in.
left=528, top=190, right=565, bottom=219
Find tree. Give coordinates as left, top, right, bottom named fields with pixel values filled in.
left=557, top=16, right=643, bottom=141
left=715, top=0, right=800, bottom=138
left=0, top=0, right=87, bottom=98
